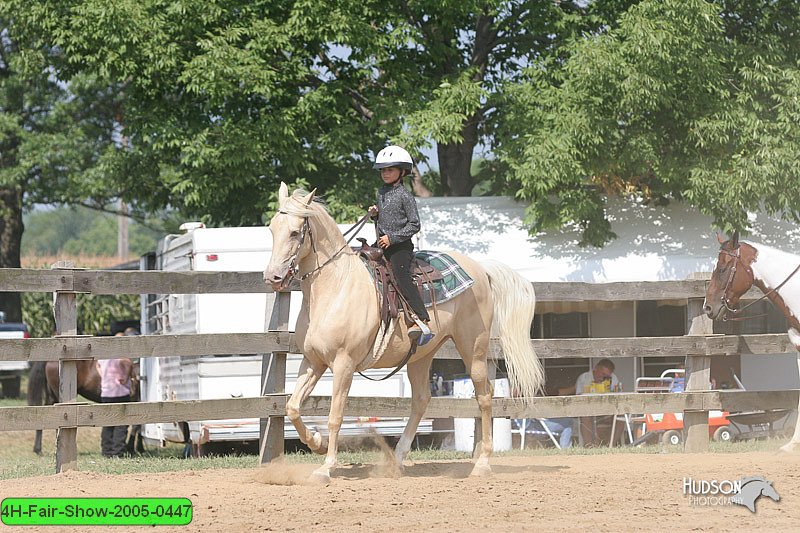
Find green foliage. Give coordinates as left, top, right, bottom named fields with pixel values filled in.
left=21, top=292, right=139, bottom=338
left=20, top=293, right=55, bottom=339
left=10, top=0, right=628, bottom=217
left=498, top=0, right=800, bottom=246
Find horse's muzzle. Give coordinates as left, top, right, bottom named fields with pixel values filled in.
left=264, top=267, right=292, bottom=291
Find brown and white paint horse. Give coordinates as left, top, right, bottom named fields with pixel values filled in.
left=263, top=183, right=544, bottom=484
left=704, top=231, right=800, bottom=452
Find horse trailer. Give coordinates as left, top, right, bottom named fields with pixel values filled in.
left=139, top=222, right=433, bottom=449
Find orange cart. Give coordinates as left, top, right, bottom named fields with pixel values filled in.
left=631, top=369, right=733, bottom=446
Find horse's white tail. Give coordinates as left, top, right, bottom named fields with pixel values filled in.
left=483, top=260, right=544, bottom=401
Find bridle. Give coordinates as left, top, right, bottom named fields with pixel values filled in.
left=717, top=246, right=755, bottom=319
left=716, top=244, right=800, bottom=321
left=276, top=208, right=371, bottom=287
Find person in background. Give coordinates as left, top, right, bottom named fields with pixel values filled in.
left=97, top=332, right=134, bottom=458
left=566, top=359, right=621, bottom=446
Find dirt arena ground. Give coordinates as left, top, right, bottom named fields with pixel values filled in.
left=1, top=451, right=798, bottom=532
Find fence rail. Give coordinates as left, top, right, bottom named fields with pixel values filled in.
left=2, top=391, right=796, bottom=432
left=0, top=268, right=763, bottom=300
left=0, top=332, right=796, bottom=363
left=0, top=265, right=796, bottom=472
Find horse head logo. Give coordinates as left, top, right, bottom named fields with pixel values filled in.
left=730, top=476, right=780, bottom=513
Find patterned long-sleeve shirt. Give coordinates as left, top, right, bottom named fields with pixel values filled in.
left=374, top=182, right=420, bottom=244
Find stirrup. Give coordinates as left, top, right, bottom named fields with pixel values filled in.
left=409, top=319, right=434, bottom=346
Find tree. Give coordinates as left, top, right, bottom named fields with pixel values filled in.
left=497, top=0, right=800, bottom=246
left=1, top=18, right=123, bottom=320
left=12, top=0, right=636, bottom=226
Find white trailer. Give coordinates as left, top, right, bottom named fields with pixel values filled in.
left=0, top=313, right=29, bottom=399
left=139, top=222, right=433, bottom=447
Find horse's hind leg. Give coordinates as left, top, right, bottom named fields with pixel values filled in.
left=394, top=355, right=434, bottom=469
left=286, top=358, right=326, bottom=454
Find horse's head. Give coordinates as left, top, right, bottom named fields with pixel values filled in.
left=704, top=231, right=758, bottom=320
left=263, top=182, right=317, bottom=290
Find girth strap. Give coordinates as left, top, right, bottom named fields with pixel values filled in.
left=358, top=340, right=418, bottom=382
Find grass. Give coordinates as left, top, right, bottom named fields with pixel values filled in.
left=0, top=422, right=790, bottom=481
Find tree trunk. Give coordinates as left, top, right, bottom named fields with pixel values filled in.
left=0, top=188, right=24, bottom=322
left=435, top=12, right=493, bottom=197
left=437, top=113, right=480, bottom=196
left=410, top=165, right=433, bottom=198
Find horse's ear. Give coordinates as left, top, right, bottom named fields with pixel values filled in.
left=717, top=233, right=725, bottom=245
left=278, top=182, right=289, bottom=203
left=301, top=188, right=316, bottom=206
left=731, top=230, right=740, bottom=248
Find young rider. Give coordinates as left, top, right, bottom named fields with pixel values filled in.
left=368, top=145, right=434, bottom=345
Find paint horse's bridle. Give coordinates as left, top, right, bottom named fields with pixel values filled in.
left=717, top=245, right=755, bottom=318
left=717, top=244, right=800, bottom=321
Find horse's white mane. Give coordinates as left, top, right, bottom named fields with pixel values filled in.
left=744, top=240, right=799, bottom=261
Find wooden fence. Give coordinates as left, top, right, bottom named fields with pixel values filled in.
left=0, top=265, right=797, bottom=473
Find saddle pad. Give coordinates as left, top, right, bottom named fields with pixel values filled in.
left=414, top=251, right=475, bottom=307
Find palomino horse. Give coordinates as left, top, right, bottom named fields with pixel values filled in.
left=263, top=183, right=544, bottom=483
left=703, top=231, right=800, bottom=453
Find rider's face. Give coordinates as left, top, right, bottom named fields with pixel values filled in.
left=380, top=167, right=402, bottom=184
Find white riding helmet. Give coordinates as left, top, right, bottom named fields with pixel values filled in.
left=373, top=145, right=413, bottom=170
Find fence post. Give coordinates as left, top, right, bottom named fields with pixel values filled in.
left=259, top=290, right=290, bottom=464
left=683, top=297, right=713, bottom=452
left=52, top=261, right=78, bottom=473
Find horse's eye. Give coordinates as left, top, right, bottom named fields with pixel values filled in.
left=290, top=230, right=300, bottom=238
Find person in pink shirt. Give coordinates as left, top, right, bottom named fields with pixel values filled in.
left=96, top=332, right=134, bottom=458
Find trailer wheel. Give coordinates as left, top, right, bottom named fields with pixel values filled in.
left=713, top=425, right=733, bottom=443
left=662, top=429, right=682, bottom=446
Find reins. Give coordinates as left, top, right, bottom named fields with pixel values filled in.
left=280, top=211, right=371, bottom=283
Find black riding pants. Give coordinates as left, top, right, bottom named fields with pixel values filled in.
left=384, top=239, right=430, bottom=322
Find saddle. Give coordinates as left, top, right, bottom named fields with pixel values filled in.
left=356, top=238, right=443, bottom=329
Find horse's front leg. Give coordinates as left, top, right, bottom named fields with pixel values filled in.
left=310, top=355, right=354, bottom=485
left=394, top=356, right=433, bottom=469
left=780, top=352, right=800, bottom=452
left=34, top=430, right=43, bottom=455
left=286, top=358, right=326, bottom=453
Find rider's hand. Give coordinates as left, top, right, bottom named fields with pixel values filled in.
left=378, top=235, right=390, bottom=249
left=368, top=205, right=378, bottom=217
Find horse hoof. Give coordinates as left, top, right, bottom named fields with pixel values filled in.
left=469, top=463, right=493, bottom=477
left=308, top=471, right=331, bottom=486
left=309, top=432, right=328, bottom=455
